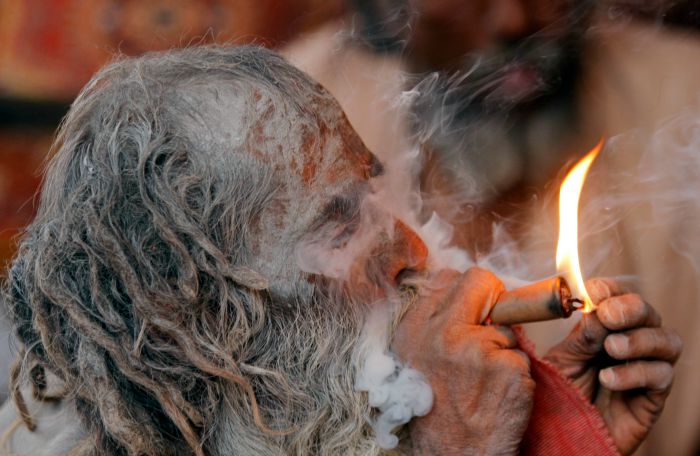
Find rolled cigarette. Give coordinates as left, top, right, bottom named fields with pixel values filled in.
left=488, top=277, right=579, bottom=325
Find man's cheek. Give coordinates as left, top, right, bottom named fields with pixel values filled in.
left=343, top=240, right=399, bottom=301
left=295, top=223, right=373, bottom=280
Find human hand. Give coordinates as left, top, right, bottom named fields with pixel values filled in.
left=544, top=278, right=682, bottom=455
left=393, top=267, right=534, bottom=455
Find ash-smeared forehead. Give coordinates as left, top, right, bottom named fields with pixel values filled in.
left=152, top=46, right=382, bottom=295
left=46, top=44, right=379, bottom=298
left=180, top=66, right=377, bottom=194
left=233, top=82, right=383, bottom=296
left=171, top=49, right=379, bottom=185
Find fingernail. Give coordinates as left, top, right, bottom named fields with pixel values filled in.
left=600, top=368, right=616, bottom=387
left=607, top=334, right=628, bottom=356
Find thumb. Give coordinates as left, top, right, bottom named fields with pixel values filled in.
left=553, top=312, right=609, bottom=359
left=553, top=277, right=624, bottom=357
left=586, top=277, right=627, bottom=305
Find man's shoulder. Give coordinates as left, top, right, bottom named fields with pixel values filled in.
left=0, top=391, right=84, bottom=456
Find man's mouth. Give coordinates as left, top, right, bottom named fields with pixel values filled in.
left=455, top=37, right=570, bottom=110
left=395, top=268, right=421, bottom=287
left=487, top=62, right=547, bottom=104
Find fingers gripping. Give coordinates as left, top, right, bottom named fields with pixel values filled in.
left=418, top=268, right=504, bottom=325
left=600, top=361, right=674, bottom=392
left=455, top=268, right=505, bottom=324
left=597, top=295, right=662, bottom=331
left=605, top=328, right=683, bottom=362
left=586, top=277, right=627, bottom=304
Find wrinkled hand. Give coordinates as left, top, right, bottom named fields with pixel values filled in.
left=545, top=278, right=682, bottom=455
left=393, top=268, right=534, bottom=455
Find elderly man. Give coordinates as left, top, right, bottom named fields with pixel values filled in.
left=0, top=46, right=680, bottom=455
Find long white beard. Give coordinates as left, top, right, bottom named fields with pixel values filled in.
left=209, top=284, right=386, bottom=455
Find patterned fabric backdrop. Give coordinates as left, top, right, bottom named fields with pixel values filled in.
left=0, top=0, right=342, bottom=99
left=0, top=0, right=343, bottom=268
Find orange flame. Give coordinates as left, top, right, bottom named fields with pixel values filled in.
left=555, top=140, right=603, bottom=313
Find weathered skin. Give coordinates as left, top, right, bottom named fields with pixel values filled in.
left=393, top=268, right=534, bottom=455
left=546, top=278, right=682, bottom=455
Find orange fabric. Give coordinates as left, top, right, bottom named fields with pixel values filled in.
left=0, top=0, right=344, bottom=99
left=516, top=328, right=620, bottom=456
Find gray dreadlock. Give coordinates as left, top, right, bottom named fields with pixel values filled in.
left=5, top=45, right=382, bottom=456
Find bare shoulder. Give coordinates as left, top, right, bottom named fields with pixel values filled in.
left=0, top=392, right=84, bottom=456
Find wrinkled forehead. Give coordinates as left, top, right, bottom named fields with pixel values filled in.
left=252, top=84, right=380, bottom=229
left=198, top=79, right=376, bottom=194
left=251, top=83, right=378, bottom=186
left=185, top=77, right=379, bottom=226
left=177, top=73, right=382, bottom=292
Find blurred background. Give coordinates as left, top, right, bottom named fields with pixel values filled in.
left=0, top=0, right=698, bottom=266
left=1, top=1, right=700, bottom=455
left=0, top=0, right=346, bottom=263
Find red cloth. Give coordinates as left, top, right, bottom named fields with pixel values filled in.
left=517, top=329, right=620, bottom=456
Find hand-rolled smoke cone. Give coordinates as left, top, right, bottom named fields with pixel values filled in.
left=488, top=277, right=580, bottom=325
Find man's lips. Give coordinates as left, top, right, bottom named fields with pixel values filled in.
left=395, top=268, right=422, bottom=287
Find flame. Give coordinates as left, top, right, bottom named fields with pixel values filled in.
left=555, top=140, right=603, bottom=313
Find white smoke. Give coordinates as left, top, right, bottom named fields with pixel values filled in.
left=359, top=99, right=700, bottom=448
left=297, top=54, right=700, bottom=446
left=520, top=110, right=700, bottom=287
left=354, top=304, right=433, bottom=449
left=293, top=74, right=480, bottom=446
left=292, top=10, right=700, bottom=450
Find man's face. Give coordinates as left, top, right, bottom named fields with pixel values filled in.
left=241, top=84, right=428, bottom=299
left=211, top=84, right=430, bottom=451
left=355, top=0, right=593, bottom=200
left=412, top=0, right=590, bottom=109
left=360, top=0, right=589, bottom=111
left=406, top=0, right=573, bottom=65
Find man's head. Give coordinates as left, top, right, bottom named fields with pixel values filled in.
left=6, top=46, right=426, bottom=455
left=352, top=0, right=595, bottom=199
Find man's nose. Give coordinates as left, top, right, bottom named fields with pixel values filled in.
left=385, top=220, right=429, bottom=285
left=485, top=0, right=570, bottom=42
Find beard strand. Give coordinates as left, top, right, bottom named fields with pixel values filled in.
left=209, top=280, right=418, bottom=455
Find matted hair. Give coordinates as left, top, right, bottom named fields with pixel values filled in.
left=5, top=45, right=376, bottom=456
